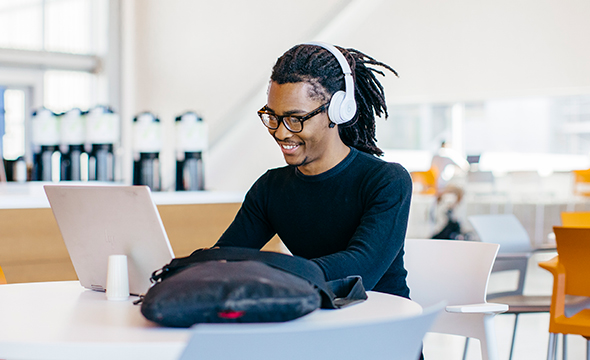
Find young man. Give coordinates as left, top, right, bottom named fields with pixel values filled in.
left=215, top=42, right=413, bottom=298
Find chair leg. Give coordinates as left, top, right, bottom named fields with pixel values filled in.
left=586, top=338, right=589, bottom=360
left=508, top=314, right=519, bottom=360
left=462, top=337, right=469, bottom=360
left=547, top=333, right=558, bottom=360
left=480, top=314, right=500, bottom=360
left=562, top=334, right=567, bottom=360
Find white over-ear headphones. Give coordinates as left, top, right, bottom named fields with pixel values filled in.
left=304, top=41, right=357, bottom=125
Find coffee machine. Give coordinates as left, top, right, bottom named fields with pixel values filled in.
left=175, top=111, right=208, bottom=191
left=31, top=108, right=60, bottom=181
left=84, top=105, right=119, bottom=182
left=132, top=112, right=161, bottom=190
left=59, top=108, right=85, bottom=181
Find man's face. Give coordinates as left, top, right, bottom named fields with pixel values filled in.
left=266, top=81, right=337, bottom=175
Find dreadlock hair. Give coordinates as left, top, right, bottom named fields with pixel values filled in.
left=270, top=43, right=398, bottom=156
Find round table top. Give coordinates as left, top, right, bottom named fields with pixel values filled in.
left=0, top=281, right=421, bottom=360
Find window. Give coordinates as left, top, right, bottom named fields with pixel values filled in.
left=0, top=0, right=43, bottom=51
left=2, top=89, right=26, bottom=160
left=0, top=0, right=112, bottom=180
left=0, top=0, right=107, bottom=55
left=379, top=94, right=590, bottom=173
left=44, top=70, right=101, bottom=114
left=376, top=103, right=454, bottom=151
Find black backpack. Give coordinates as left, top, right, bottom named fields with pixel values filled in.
left=139, top=247, right=367, bottom=327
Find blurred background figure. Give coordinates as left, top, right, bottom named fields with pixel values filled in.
left=430, top=141, right=470, bottom=240
left=430, top=140, right=470, bottom=191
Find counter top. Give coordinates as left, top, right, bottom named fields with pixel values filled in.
left=0, top=182, right=245, bottom=209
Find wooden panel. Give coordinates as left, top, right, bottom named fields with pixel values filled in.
left=156, top=203, right=241, bottom=257
left=2, top=260, right=77, bottom=284
left=157, top=203, right=288, bottom=255
left=0, top=207, right=73, bottom=283
left=0, top=208, right=69, bottom=263
left=0, top=201, right=289, bottom=284
left=0, top=202, right=245, bottom=283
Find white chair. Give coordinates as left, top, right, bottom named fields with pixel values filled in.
left=178, top=303, right=443, bottom=360
left=468, top=213, right=553, bottom=360
left=405, top=238, right=508, bottom=360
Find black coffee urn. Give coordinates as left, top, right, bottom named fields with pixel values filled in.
left=175, top=111, right=207, bottom=191
left=85, top=105, right=119, bottom=182
left=31, top=108, right=60, bottom=181
left=132, top=112, right=161, bottom=190
left=59, top=108, right=85, bottom=181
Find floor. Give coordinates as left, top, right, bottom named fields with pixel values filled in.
left=422, top=251, right=588, bottom=360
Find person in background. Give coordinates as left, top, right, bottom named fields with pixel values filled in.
left=215, top=42, right=413, bottom=299
left=430, top=140, right=470, bottom=239
left=430, top=140, right=470, bottom=192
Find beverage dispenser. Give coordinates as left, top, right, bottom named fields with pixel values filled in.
left=59, top=108, right=85, bottom=181
left=132, top=112, right=161, bottom=191
left=175, top=111, right=208, bottom=191
left=31, top=108, right=60, bottom=181
left=85, top=105, right=119, bottom=182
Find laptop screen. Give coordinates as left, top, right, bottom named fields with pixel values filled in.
left=44, top=185, right=175, bottom=295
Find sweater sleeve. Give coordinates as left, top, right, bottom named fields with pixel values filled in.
left=214, top=173, right=276, bottom=249
left=310, top=163, right=413, bottom=291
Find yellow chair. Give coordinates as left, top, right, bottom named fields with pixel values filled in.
left=0, top=265, right=7, bottom=285
left=539, top=226, right=590, bottom=360
left=561, top=211, right=590, bottom=228
left=410, top=167, right=438, bottom=195
left=572, top=169, right=590, bottom=196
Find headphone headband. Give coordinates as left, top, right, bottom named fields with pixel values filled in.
left=304, top=41, right=357, bottom=125
left=305, top=41, right=352, bottom=75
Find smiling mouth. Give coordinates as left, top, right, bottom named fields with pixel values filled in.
left=277, top=141, right=301, bottom=154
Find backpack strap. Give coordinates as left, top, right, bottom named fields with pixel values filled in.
left=151, top=246, right=366, bottom=309
left=193, top=247, right=341, bottom=309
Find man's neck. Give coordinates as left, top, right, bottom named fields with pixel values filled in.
left=297, top=143, right=351, bottom=176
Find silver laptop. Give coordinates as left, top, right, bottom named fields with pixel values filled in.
left=44, top=185, right=175, bottom=295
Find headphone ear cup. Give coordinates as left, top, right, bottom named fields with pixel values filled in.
left=340, top=97, right=357, bottom=123
left=328, top=91, right=346, bottom=124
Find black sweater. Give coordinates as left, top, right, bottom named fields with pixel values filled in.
left=215, top=147, right=413, bottom=298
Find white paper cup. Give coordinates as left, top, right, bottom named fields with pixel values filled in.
left=106, top=254, right=130, bottom=301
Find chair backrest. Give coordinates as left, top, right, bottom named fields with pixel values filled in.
left=466, top=171, right=495, bottom=193
left=468, top=214, right=533, bottom=298
left=178, top=303, right=443, bottom=360
left=553, top=227, right=590, bottom=297
left=468, top=214, right=533, bottom=254
left=560, top=211, right=590, bottom=228
left=404, top=239, right=499, bottom=306
left=572, top=169, right=590, bottom=196
left=0, top=265, right=6, bottom=284
left=410, top=167, right=438, bottom=195
left=467, top=170, right=495, bottom=184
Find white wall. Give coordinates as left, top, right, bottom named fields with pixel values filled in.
left=123, top=0, right=348, bottom=190
left=124, top=0, right=590, bottom=191
left=349, top=0, right=590, bottom=103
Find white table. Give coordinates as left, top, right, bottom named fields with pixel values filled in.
left=0, top=281, right=422, bottom=360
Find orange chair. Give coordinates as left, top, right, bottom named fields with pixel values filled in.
left=410, top=167, right=438, bottom=195
left=539, top=226, right=590, bottom=360
left=572, top=169, right=590, bottom=196
left=0, top=265, right=7, bottom=285
left=561, top=211, right=590, bottom=228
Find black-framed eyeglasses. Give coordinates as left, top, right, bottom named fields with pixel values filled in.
left=258, top=103, right=329, bottom=133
